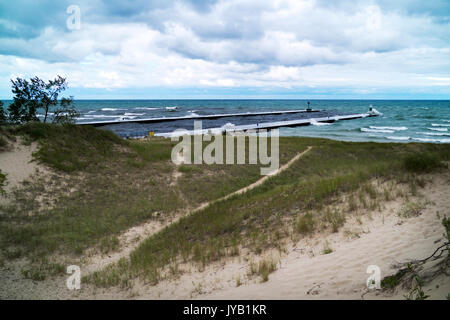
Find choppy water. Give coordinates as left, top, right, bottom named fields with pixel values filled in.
left=3, top=99, right=450, bottom=143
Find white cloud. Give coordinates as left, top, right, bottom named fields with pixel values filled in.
left=0, top=0, right=449, bottom=97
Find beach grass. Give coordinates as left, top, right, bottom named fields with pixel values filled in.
left=0, top=123, right=296, bottom=270
left=0, top=123, right=448, bottom=283
left=84, top=136, right=449, bottom=287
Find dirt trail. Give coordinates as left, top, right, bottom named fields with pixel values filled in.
left=84, top=147, right=313, bottom=274
left=221, top=146, right=312, bottom=200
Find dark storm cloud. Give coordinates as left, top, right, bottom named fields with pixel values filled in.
left=0, top=0, right=70, bottom=39
left=0, top=0, right=449, bottom=67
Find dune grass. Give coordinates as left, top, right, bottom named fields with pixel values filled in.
left=85, top=138, right=450, bottom=288
left=0, top=169, right=6, bottom=195
left=403, top=153, right=445, bottom=173
left=0, top=123, right=295, bottom=273
left=14, top=122, right=127, bottom=172
left=0, top=123, right=448, bottom=283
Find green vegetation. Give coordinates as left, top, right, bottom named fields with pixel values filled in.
left=0, top=123, right=290, bottom=278
left=0, top=169, right=6, bottom=195
left=6, top=76, right=78, bottom=124
left=381, top=216, right=450, bottom=298
left=0, top=135, right=7, bottom=149
left=86, top=137, right=449, bottom=288
left=322, top=240, right=333, bottom=255
left=14, top=122, right=126, bottom=172
left=256, top=257, right=278, bottom=282
left=325, top=208, right=346, bottom=233
left=405, top=274, right=430, bottom=300
left=403, top=153, right=443, bottom=173
left=382, top=263, right=430, bottom=300
left=22, top=261, right=66, bottom=281
left=0, top=125, right=15, bottom=150
left=381, top=267, right=409, bottom=289
left=398, top=201, right=425, bottom=218
left=295, top=212, right=315, bottom=235
left=0, top=123, right=449, bottom=285
left=442, top=216, right=450, bottom=242
left=248, top=257, right=279, bottom=282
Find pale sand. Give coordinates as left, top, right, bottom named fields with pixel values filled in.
left=0, top=138, right=39, bottom=193
left=199, top=175, right=450, bottom=300
left=79, top=172, right=448, bottom=300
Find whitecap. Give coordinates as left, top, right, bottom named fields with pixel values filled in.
left=413, top=137, right=450, bottom=143
left=431, top=123, right=450, bottom=127
left=417, top=132, right=450, bottom=136
left=101, top=108, right=125, bottom=111
left=361, top=128, right=394, bottom=133
left=311, top=119, right=331, bottom=126
left=386, top=136, right=410, bottom=141
left=75, top=117, right=94, bottom=121
left=428, top=127, right=448, bottom=132
left=221, top=122, right=236, bottom=130
left=124, top=112, right=144, bottom=116
left=370, top=126, right=408, bottom=131
left=91, top=115, right=120, bottom=118
left=134, top=107, right=160, bottom=110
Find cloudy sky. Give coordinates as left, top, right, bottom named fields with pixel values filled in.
left=0, top=0, right=449, bottom=99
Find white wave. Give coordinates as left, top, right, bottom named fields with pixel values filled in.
left=166, top=106, right=178, bottom=110
left=134, top=107, right=160, bottom=110
left=414, top=137, right=450, bottom=143
left=417, top=132, right=450, bottom=136
left=311, top=119, right=331, bottom=126
left=428, top=127, right=448, bottom=132
left=370, top=126, right=407, bottom=131
left=386, top=136, right=410, bottom=141
left=101, top=108, right=125, bottom=111
left=91, top=115, right=121, bottom=118
left=361, top=128, right=394, bottom=133
left=221, top=122, right=236, bottom=129
left=443, top=120, right=450, bottom=122
left=124, top=112, right=144, bottom=116
left=187, top=110, right=200, bottom=116
left=431, top=123, right=450, bottom=127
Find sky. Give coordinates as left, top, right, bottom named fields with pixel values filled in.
left=0, top=0, right=449, bottom=99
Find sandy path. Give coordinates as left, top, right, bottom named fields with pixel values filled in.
left=220, top=146, right=312, bottom=200
left=83, top=147, right=313, bottom=274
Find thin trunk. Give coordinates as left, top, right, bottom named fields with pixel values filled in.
left=43, top=105, right=49, bottom=123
